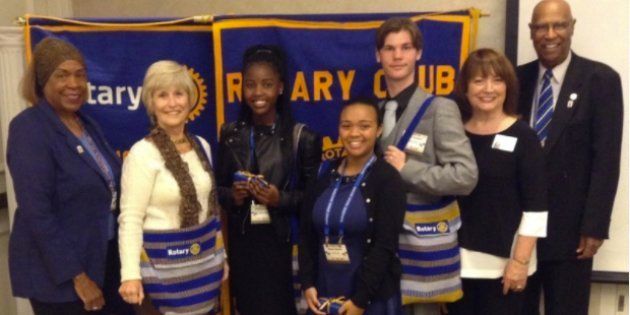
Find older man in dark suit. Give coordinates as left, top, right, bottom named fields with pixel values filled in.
left=518, top=1, right=623, bottom=314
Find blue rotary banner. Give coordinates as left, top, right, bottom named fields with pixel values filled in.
left=213, top=11, right=479, bottom=159
left=25, top=16, right=215, bottom=158
left=25, top=11, right=479, bottom=160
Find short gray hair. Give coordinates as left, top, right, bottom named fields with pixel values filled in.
left=141, top=60, right=196, bottom=124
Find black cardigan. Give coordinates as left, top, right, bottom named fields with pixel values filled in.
left=299, top=158, right=406, bottom=308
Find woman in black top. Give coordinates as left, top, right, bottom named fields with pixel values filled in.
left=299, top=99, right=406, bottom=315
left=447, top=48, right=548, bottom=315
left=217, top=45, right=322, bottom=315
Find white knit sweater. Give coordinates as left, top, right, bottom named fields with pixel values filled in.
left=118, top=137, right=213, bottom=281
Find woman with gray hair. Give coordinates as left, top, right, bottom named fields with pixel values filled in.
left=7, top=37, right=131, bottom=315
left=118, top=60, right=226, bottom=315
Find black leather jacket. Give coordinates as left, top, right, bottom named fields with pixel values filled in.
left=217, top=117, right=322, bottom=241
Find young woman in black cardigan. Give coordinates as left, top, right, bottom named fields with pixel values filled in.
left=299, top=99, right=406, bottom=315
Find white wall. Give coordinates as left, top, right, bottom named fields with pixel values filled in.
left=0, top=0, right=74, bottom=26
left=0, top=0, right=26, bottom=26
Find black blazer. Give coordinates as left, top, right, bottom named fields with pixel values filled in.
left=299, top=158, right=406, bottom=308
left=8, top=102, right=121, bottom=301
left=517, top=53, right=623, bottom=260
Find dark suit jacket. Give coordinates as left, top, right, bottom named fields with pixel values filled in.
left=517, top=53, right=623, bottom=261
left=7, top=102, right=121, bottom=302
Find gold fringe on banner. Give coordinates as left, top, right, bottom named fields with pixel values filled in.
left=469, top=7, right=482, bottom=52
left=19, top=14, right=213, bottom=27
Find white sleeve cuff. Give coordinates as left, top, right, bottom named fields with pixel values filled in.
left=518, top=211, right=548, bottom=237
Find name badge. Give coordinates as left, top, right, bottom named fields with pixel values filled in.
left=110, top=191, right=118, bottom=211
left=250, top=202, right=271, bottom=224
left=405, top=133, right=428, bottom=155
left=323, top=243, right=350, bottom=264
left=491, top=134, right=517, bottom=152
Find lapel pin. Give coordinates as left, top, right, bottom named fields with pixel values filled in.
left=567, top=93, right=578, bottom=109
left=77, top=145, right=84, bottom=154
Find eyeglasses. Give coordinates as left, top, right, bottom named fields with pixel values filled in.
left=529, top=21, right=573, bottom=35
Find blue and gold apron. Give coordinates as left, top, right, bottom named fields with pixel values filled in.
left=141, top=216, right=225, bottom=315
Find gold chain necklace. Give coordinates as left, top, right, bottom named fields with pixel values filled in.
left=171, top=137, right=188, bottom=145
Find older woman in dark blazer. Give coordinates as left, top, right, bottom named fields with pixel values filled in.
left=7, top=38, right=131, bottom=315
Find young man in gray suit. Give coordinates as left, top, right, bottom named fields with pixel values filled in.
left=519, top=1, right=623, bottom=314
left=375, top=17, right=478, bottom=314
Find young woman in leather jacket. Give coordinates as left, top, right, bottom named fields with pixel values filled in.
left=217, top=45, right=322, bottom=315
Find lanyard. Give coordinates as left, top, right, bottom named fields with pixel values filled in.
left=249, top=128, right=256, bottom=170
left=324, top=155, right=376, bottom=243
left=395, top=96, right=435, bottom=150
left=78, top=134, right=116, bottom=193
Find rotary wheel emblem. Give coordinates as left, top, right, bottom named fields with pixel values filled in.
left=189, top=243, right=201, bottom=256
left=186, top=67, right=208, bottom=121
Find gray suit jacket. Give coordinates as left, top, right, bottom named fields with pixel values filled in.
left=379, top=88, right=478, bottom=206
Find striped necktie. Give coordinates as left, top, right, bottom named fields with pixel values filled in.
left=535, top=69, right=554, bottom=143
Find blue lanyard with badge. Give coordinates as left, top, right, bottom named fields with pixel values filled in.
left=323, top=155, right=375, bottom=264
left=248, top=128, right=272, bottom=224
left=77, top=134, right=118, bottom=240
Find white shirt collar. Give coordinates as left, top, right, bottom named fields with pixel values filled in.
left=537, top=51, right=572, bottom=86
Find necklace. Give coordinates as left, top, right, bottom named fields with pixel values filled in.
left=171, top=137, right=188, bottom=145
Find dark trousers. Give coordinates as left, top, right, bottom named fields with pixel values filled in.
left=446, top=278, right=525, bottom=315
left=103, top=240, right=135, bottom=315
left=522, top=258, right=592, bottom=315
left=133, top=297, right=163, bottom=315
left=229, top=223, right=297, bottom=315
left=31, top=299, right=93, bottom=315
